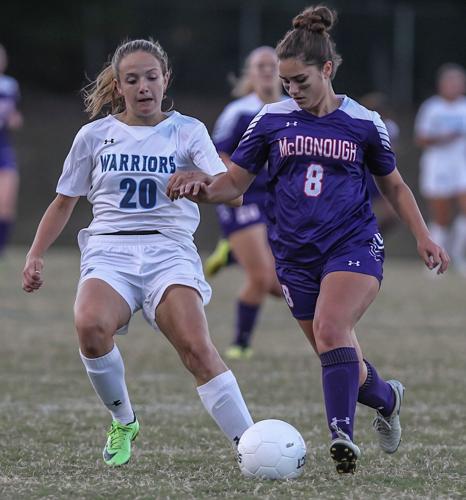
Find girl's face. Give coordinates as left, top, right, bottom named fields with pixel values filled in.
left=116, top=51, right=169, bottom=122
left=438, top=69, right=466, bottom=101
left=248, top=49, right=279, bottom=94
left=279, top=57, right=333, bottom=110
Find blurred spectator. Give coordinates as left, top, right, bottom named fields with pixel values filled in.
left=360, top=91, right=400, bottom=235
left=415, top=63, right=466, bottom=275
left=0, top=44, right=23, bottom=256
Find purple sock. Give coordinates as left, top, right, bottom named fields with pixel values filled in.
left=358, top=359, right=395, bottom=417
left=0, top=220, right=12, bottom=255
left=320, top=347, right=360, bottom=441
left=234, top=301, right=260, bottom=348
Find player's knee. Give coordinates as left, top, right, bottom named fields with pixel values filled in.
left=178, top=338, right=219, bottom=379
left=74, top=313, right=115, bottom=356
left=249, top=267, right=274, bottom=294
left=313, top=316, right=351, bottom=352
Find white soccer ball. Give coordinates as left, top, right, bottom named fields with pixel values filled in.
left=237, top=419, right=307, bottom=480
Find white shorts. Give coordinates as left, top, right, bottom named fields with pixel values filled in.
left=420, top=155, right=466, bottom=198
left=78, top=233, right=212, bottom=334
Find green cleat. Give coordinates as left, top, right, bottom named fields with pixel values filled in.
left=224, top=345, right=254, bottom=360
left=103, top=418, right=140, bottom=466
left=204, top=239, right=231, bottom=277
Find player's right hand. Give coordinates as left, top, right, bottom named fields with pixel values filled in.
left=166, top=171, right=213, bottom=201
left=22, top=256, right=44, bottom=293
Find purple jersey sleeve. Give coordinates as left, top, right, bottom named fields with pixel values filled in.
left=365, top=112, right=396, bottom=176
left=230, top=106, right=270, bottom=174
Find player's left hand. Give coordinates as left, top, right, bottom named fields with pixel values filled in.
left=417, top=236, right=450, bottom=274
left=166, top=171, right=213, bottom=201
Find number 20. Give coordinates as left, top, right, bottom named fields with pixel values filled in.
left=304, top=163, right=323, bottom=197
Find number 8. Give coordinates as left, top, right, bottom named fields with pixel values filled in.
left=304, top=163, right=323, bottom=197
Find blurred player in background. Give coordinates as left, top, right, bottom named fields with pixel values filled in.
left=22, top=39, right=254, bottom=467
left=207, top=46, right=283, bottom=360
left=168, top=5, right=449, bottom=473
left=0, top=44, right=23, bottom=256
left=415, top=63, right=466, bottom=275
left=360, top=91, right=400, bottom=234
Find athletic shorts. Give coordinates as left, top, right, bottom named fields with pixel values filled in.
left=420, top=155, right=466, bottom=198
left=216, top=201, right=266, bottom=237
left=0, top=146, right=17, bottom=170
left=275, top=233, right=384, bottom=320
left=78, top=233, right=212, bottom=334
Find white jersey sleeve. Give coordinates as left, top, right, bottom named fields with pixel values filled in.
left=56, top=127, right=93, bottom=196
left=186, top=122, right=227, bottom=175
left=414, top=98, right=437, bottom=138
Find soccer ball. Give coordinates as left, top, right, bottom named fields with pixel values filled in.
left=237, top=419, right=307, bottom=480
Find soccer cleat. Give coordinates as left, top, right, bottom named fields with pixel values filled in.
left=224, top=345, right=254, bottom=361
left=373, top=379, right=404, bottom=454
left=204, top=239, right=231, bottom=277
left=329, top=425, right=361, bottom=474
left=103, top=417, right=140, bottom=466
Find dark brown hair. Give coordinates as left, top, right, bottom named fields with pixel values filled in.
left=276, top=5, right=342, bottom=79
left=82, top=38, right=171, bottom=119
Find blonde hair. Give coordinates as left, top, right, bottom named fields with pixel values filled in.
left=82, top=38, right=171, bottom=119
left=230, top=46, right=279, bottom=98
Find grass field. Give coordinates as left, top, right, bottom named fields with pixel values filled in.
left=1, top=248, right=465, bottom=499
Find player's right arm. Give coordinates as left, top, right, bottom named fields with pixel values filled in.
left=167, top=162, right=255, bottom=204
left=201, top=163, right=255, bottom=203
left=22, top=194, right=79, bottom=292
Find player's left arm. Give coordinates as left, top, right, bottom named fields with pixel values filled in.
left=375, top=170, right=449, bottom=273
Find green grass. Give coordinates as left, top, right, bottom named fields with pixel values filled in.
left=1, top=248, right=465, bottom=499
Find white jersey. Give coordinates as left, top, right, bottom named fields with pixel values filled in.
left=415, top=95, right=466, bottom=165
left=57, top=111, right=227, bottom=248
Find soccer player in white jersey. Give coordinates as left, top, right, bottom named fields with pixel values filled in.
left=415, top=63, right=466, bottom=275
left=168, top=5, right=449, bottom=473
left=22, top=39, right=254, bottom=467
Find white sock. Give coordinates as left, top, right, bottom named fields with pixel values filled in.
left=429, top=223, right=450, bottom=252
left=451, top=215, right=466, bottom=267
left=197, top=370, right=254, bottom=446
left=80, top=345, right=135, bottom=425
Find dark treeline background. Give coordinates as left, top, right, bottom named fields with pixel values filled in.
left=1, top=0, right=465, bottom=253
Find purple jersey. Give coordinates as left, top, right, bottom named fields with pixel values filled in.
left=0, top=75, right=20, bottom=147
left=231, top=96, right=396, bottom=266
left=213, top=93, right=269, bottom=204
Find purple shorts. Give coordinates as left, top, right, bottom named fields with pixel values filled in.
left=276, top=233, right=384, bottom=320
left=216, top=201, right=266, bottom=237
left=0, top=146, right=17, bottom=170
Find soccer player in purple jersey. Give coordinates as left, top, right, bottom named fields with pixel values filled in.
left=209, top=47, right=283, bottom=360
left=0, top=44, right=23, bottom=256
left=168, top=5, right=449, bottom=473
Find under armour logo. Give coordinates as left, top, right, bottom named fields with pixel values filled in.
left=348, top=260, right=360, bottom=266
left=113, top=400, right=122, bottom=406
left=286, top=121, right=298, bottom=127
left=331, top=417, right=350, bottom=426
left=104, top=138, right=115, bottom=144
